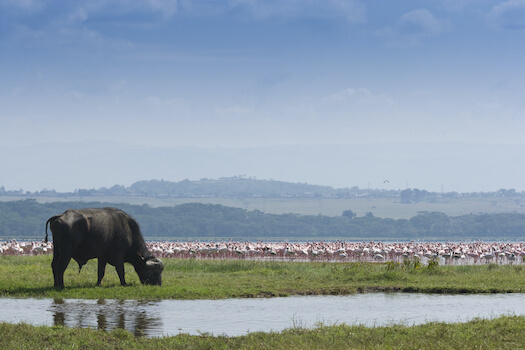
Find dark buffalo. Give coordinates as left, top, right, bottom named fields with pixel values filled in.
left=45, top=208, right=164, bottom=288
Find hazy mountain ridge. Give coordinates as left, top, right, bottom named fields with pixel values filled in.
left=128, top=177, right=360, bottom=198
left=2, top=141, right=525, bottom=194
left=1, top=176, right=351, bottom=198
left=1, top=176, right=522, bottom=201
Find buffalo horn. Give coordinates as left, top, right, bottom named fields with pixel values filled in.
left=146, top=258, right=164, bottom=268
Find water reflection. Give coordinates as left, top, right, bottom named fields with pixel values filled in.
left=3, top=293, right=525, bottom=337
left=50, top=298, right=162, bottom=337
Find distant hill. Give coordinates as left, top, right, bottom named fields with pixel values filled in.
left=1, top=177, right=522, bottom=202
left=2, top=177, right=374, bottom=199
left=127, top=177, right=365, bottom=198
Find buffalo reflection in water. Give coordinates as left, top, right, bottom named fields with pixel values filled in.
left=51, top=298, right=162, bottom=337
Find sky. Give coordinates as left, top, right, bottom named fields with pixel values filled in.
left=1, top=0, right=525, bottom=193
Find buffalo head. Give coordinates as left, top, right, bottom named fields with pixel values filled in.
left=133, top=257, right=164, bottom=286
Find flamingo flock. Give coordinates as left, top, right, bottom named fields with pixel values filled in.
left=2, top=239, right=525, bottom=264
left=145, top=241, right=525, bottom=264
left=1, top=240, right=53, bottom=256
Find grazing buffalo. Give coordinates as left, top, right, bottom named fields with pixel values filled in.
left=45, top=208, right=164, bottom=288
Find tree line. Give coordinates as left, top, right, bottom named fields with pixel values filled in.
left=1, top=199, right=525, bottom=241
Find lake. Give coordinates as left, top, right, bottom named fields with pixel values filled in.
left=2, top=293, right=525, bottom=337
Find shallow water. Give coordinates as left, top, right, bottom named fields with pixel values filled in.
left=3, top=293, right=525, bottom=337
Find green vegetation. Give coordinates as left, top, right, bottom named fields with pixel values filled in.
left=3, top=256, right=525, bottom=348
left=2, top=256, right=525, bottom=300
left=2, top=315, right=525, bottom=349
left=3, top=199, right=525, bottom=240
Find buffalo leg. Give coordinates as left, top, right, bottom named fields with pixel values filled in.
left=51, top=252, right=60, bottom=287
left=52, top=251, right=71, bottom=288
left=96, top=259, right=107, bottom=286
left=115, top=261, right=127, bottom=286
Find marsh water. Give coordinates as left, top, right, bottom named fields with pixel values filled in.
left=3, top=293, right=525, bottom=337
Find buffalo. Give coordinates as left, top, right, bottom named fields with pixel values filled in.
left=45, top=208, right=164, bottom=288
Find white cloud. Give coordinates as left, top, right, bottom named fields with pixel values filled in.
left=0, top=0, right=43, bottom=12
left=66, top=0, right=179, bottom=23
left=141, top=96, right=191, bottom=116
left=66, top=7, right=89, bottom=25
left=3, top=1, right=174, bottom=49
left=326, top=87, right=372, bottom=102
left=285, top=87, right=399, bottom=127
left=290, top=88, right=394, bottom=121
left=108, top=79, right=128, bottom=94
left=377, top=9, right=451, bottom=46
left=487, top=0, right=525, bottom=31
left=214, top=106, right=252, bottom=116
left=439, top=0, right=484, bottom=12
left=228, top=0, right=366, bottom=23
left=4, top=0, right=180, bottom=29
left=325, top=88, right=394, bottom=107
left=399, top=9, right=449, bottom=35
left=146, top=0, right=178, bottom=18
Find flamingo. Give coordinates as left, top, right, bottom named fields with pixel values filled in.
left=373, top=253, right=384, bottom=261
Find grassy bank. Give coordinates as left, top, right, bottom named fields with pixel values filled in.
left=2, top=315, right=525, bottom=349
left=2, top=255, right=525, bottom=299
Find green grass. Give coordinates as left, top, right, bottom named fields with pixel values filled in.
left=3, top=256, right=525, bottom=348
left=2, top=315, right=525, bottom=349
left=2, top=256, right=525, bottom=299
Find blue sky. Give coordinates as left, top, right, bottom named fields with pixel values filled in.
left=1, top=0, right=525, bottom=192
